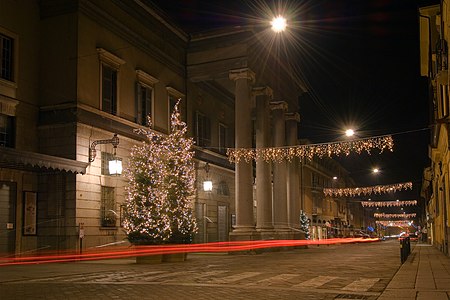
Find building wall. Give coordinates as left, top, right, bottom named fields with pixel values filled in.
left=0, top=0, right=374, bottom=255
left=0, top=0, right=43, bottom=255
left=299, top=157, right=362, bottom=239
left=420, top=1, right=450, bottom=256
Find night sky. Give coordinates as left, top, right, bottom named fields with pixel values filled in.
left=154, top=0, right=434, bottom=199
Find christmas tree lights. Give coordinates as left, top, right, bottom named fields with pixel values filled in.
left=323, top=182, right=412, bottom=197
left=227, top=135, right=394, bottom=163
left=165, top=101, right=198, bottom=243
left=123, top=101, right=197, bottom=245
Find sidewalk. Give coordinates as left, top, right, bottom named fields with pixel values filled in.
left=378, top=243, right=450, bottom=300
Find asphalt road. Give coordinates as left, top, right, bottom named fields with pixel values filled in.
left=0, top=239, right=404, bottom=299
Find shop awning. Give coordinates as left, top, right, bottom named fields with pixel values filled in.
left=0, top=147, right=88, bottom=174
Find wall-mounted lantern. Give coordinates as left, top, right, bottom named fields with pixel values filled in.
left=201, top=163, right=213, bottom=192
left=89, top=133, right=122, bottom=175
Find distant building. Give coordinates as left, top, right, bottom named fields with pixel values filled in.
left=0, top=0, right=366, bottom=256
left=299, top=151, right=363, bottom=239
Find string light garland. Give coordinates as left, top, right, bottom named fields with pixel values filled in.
left=323, top=182, right=412, bottom=197
left=361, top=200, right=417, bottom=207
left=374, top=213, right=416, bottom=218
left=376, top=220, right=413, bottom=227
left=227, top=135, right=394, bottom=163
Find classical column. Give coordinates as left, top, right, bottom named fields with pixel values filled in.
left=254, top=86, right=273, bottom=231
left=229, top=68, right=255, bottom=234
left=270, top=101, right=289, bottom=231
left=286, top=112, right=301, bottom=228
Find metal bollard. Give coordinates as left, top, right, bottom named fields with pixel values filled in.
left=400, top=236, right=410, bottom=264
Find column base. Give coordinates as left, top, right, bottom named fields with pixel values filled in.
left=229, top=228, right=257, bottom=255
left=229, top=227, right=257, bottom=240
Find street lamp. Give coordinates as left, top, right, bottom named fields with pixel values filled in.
left=201, top=163, right=213, bottom=192
left=89, top=133, right=122, bottom=175
left=108, top=157, right=123, bottom=176
left=345, top=129, right=355, bottom=137
left=271, top=16, right=287, bottom=33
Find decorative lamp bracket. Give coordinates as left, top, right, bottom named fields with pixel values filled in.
left=88, top=134, right=120, bottom=162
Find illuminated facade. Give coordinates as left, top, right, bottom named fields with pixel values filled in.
left=0, top=0, right=367, bottom=255
left=419, top=3, right=450, bottom=255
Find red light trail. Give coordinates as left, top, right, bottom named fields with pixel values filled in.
left=0, top=238, right=379, bottom=267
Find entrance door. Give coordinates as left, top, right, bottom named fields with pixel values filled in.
left=194, top=202, right=206, bottom=243
left=217, top=205, right=228, bottom=242
left=0, top=182, right=16, bottom=255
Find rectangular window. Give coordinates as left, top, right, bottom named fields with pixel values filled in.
left=219, top=123, right=227, bottom=154
left=439, top=84, right=449, bottom=119
left=312, top=173, right=320, bottom=188
left=194, top=111, right=211, bottom=147
left=217, top=181, right=230, bottom=196
left=136, top=83, right=152, bottom=126
left=0, top=113, right=15, bottom=147
left=101, top=186, right=116, bottom=227
left=0, top=34, right=13, bottom=81
left=102, top=65, right=117, bottom=115
left=101, top=152, right=114, bottom=176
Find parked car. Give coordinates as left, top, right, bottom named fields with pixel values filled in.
left=408, top=232, right=419, bottom=242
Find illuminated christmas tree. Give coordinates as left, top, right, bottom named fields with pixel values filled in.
left=165, top=101, right=197, bottom=243
left=123, top=101, right=197, bottom=244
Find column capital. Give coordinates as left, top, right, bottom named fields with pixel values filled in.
left=229, top=68, right=255, bottom=83
left=269, top=101, right=288, bottom=111
left=252, top=86, right=273, bottom=99
left=285, top=112, right=301, bottom=123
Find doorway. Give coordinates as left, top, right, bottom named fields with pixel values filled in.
left=0, top=182, right=16, bottom=255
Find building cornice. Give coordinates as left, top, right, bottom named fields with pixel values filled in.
left=270, top=101, right=288, bottom=111
left=78, top=0, right=186, bottom=77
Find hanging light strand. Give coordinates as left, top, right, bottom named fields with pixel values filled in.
left=374, top=213, right=416, bottom=218
left=376, top=220, right=413, bottom=227
left=227, top=135, right=394, bottom=163
left=323, top=182, right=412, bottom=197
left=361, top=200, right=417, bottom=207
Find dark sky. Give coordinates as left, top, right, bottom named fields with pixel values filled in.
left=154, top=0, right=433, bottom=198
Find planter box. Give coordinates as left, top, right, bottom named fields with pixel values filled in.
left=162, top=253, right=187, bottom=262
left=136, top=254, right=163, bottom=264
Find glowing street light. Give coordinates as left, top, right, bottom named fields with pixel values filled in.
left=345, top=129, right=354, bottom=137
left=373, top=168, right=379, bottom=174
left=271, top=16, right=287, bottom=32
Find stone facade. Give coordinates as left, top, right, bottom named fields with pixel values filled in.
left=419, top=3, right=450, bottom=256
left=0, top=0, right=367, bottom=256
